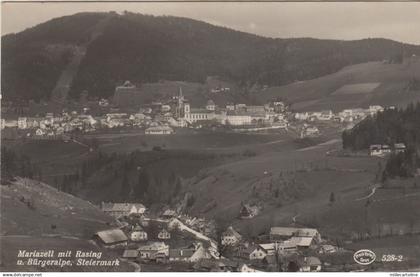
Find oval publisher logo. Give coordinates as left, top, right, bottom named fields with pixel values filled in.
left=353, top=249, right=376, bottom=265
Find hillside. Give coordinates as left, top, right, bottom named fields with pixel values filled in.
left=3, top=11, right=420, bottom=102
left=0, top=177, right=113, bottom=237
left=261, top=56, right=420, bottom=112
left=182, top=138, right=420, bottom=242
left=0, top=178, right=137, bottom=272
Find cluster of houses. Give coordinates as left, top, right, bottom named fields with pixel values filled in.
left=217, top=225, right=332, bottom=272
left=369, top=143, right=406, bottom=157
left=299, top=124, right=320, bottom=138
left=1, top=87, right=290, bottom=137
left=96, top=202, right=336, bottom=272
left=96, top=202, right=220, bottom=266
left=294, top=105, right=385, bottom=124
left=1, top=112, right=97, bottom=139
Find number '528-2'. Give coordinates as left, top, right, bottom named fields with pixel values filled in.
left=381, top=254, right=403, bottom=262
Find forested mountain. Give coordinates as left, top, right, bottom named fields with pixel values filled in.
left=3, top=11, right=420, bottom=102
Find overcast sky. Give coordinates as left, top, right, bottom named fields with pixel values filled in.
left=2, top=2, right=420, bottom=45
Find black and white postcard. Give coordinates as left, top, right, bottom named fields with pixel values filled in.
left=1, top=1, right=420, bottom=274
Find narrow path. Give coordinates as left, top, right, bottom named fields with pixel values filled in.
left=355, top=184, right=380, bottom=201
left=292, top=214, right=300, bottom=223
left=297, top=138, right=340, bottom=152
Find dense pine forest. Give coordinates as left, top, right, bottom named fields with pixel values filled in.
left=342, top=102, right=420, bottom=178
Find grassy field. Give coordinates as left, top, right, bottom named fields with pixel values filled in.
left=0, top=178, right=113, bottom=237
left=261, top=57, right=420, bottom=112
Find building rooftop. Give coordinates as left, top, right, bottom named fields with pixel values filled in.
left=96, top=229, right=128, bottom=244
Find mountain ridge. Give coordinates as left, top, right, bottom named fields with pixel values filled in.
left=2, top=11, right=420, bottom=102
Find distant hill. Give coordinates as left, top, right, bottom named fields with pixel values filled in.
left=2, top=11, right=420, bottom=102
left=261, top=56, right=420, bottom=112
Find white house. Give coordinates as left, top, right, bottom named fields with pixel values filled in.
left=101, top=202, right=146, bottom=218
left=394, top=143, right=406, bottom=154
left=130, top=225, right=148, bottom=241
left=299, top=256, right=322, bottom=272
left=145, top=125, right=174, bottom=135
left=370, top=144, right=392, bottom=157
left=221, top=226, right=242, bottom=246
left=18, top=117, right=28, bottom=129
left=138, top=242, right=169, bottom=260
left=158, top=228, right=171, bottom=240
left=206, top=100, right=216, bottom=111
left=239, top=264, right=264, bottom=272
left=249, top=246, right=267, bottom=260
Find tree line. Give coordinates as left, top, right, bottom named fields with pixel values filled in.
left=342, top=102, right=420, bottom=178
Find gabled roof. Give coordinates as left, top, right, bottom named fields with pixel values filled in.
left=138, top=242, right=168, bottom=251
left=242, top=244, right=265, bottom=255
left=190, top=245, right=212, bottom=261
left=159, top=228, right=170, bottom=234
left=394, top=143, right=406, bottom=149
left=101, top=202, right=145, bottom=213
left=95, top=229, right=128, bottom=244
left=145, top=126, right=174, bottom=132
left=263, top=254, right=277, bottom=265
left=169, top=248, right=195, bottom=258
left=222, top=226, right=242, bottom=240
left=300, top=256, right=321, bottom=267
left=162, top=209, right=176, bottom=216
left=259, top=243, right=276, bottom=252
left=269, top=227, right=318, bottom=238
left=122, top=249, right=139, bottom=258
left=132, top=224, right=145, bottom=232
left=206, top=100, right=215, bottom=106
left=289, top=236, right=314, bottom=247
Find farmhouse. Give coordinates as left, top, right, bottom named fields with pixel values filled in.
left=239, top=264, right=264, bottom=272
left=299, top=256, right=322, bottom=272
left=122, top=249, right=139, bottom=259
left=101, top=202, right=146, bottom=218
left=35, top=128, right=46, bottom=136
left=94, top=229, right=128, bottom=248
left=258, top=243, right=278, bottom=255
left=158, top=228, right=171, bottom=240
left=301, top=125, right=319, bottom=138
left=394, top=143, right=406, bottom=154
left=369, top=144, right=392, bottom=157
left=237, top=244, right=267, bottom=260
left=145, top=125, right=174, bottom=135
left=269, top=227, right=321, bottom=242
left=138, top=242, right=169, bottom=260
left=318, top=244, right=338, bottom=254
left=130, top=224, right=148, bottom=241
left=190, top=244, right=212, bottom=262
left=161, top=209, right=177, bottom=219
left=206, top=100, right=216, bottom=111
left=289, top=236, right=315, bottom=249
left=221, top=226, right=242, bottom=246
left=169, top=248, right=196, bottom=262
left=239, top=203, right=260, bottom=219
left=277, top=240, right=298, bottom=253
